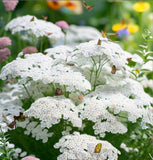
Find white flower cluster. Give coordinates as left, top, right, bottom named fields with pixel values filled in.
left=54, top=132, right=120, bottom=160
left=16, top=120, right=53, bottom=143
left=0, top=84, right=24, bottom=132
left=66, top=25, right=101, bottom=46
left=78, top=96, right=128, bottom=136
left=64, top=38, right=130, bottom=88
left=78, top=78, right=153, bottom=136
left=24, top=96, right=82, bottom=128
left=5, top=15, right=64, bottom=42
left=72, top=39, right=127, bottom=68
left=0, top=53, right=91, bottom=92
left=44, top=45, right=73, bottom=61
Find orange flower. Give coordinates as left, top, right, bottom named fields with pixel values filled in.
left=64, top=1, right=76, bottom=10
left=133, top=1, right=150, bottom=12
left=60, top=0, right=83, bottom=14
left=47, top=0, right=82, bottom=14
left=47, top=0, right=62, bottom=10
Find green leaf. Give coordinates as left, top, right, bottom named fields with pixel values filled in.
left=0, top=148, right=5, bottom=154
left=145, top=52, right=153, bottom=59
left=127, top=61, right=136, bottom=67
left=145, top=59, right=153, bottom=63
left=146, top=71, right=153, bottom=80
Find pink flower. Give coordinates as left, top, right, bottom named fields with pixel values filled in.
left=55, top=20, right=70, bottom=29
left=0, top=48, right=11, bottom=62
left=2, top=0, right=18, bottom=11
left=22, top=46, right=38, bottom=54
left=0, top=37, right=12, bottom=49
left=21, top=156, right=40, bottom=160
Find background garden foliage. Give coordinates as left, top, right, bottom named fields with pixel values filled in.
left=0, top=0, right=153, bottom=160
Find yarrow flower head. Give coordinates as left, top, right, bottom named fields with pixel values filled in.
left=0, top=37, right=11, bottom=49
left=133, top=1, right=150, bottom=12
left=2, top=0, right=18, bottom=11
left=24, top=97, right=82, bottom=128
left=56, top=21, right=70, bottom=29
left=44, top=45, right=73, bottom=61
left=54, top=132, right=120, bottom=160
left=0, top=48, right=11, bottom=62
left=5, top=15, right=64, bottom=43
left=21, top=156, right=40, bottom=160
left=0, top=53, right=91, bottom=92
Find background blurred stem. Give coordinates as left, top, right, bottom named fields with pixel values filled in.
left=7, top=11, right=12, bottom=23
left=3, top=11, right=12, bottom=36
left=138, top=12, right=143, bottom=43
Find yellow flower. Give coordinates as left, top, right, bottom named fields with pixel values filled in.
left=127, top=24, right=139, bottom=33
left=133, top=2, right=150, bottom=12
left=112, top=22, right=139, bottom=34
left=112, top=23, right=127, bottom=32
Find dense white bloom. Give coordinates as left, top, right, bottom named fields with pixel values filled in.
left=78, top=96, right=128, bottom=135
left=0, top=84, right=24, bottom=132
left=24, top=97, right=82, bottom=128
left=78, top=78, right=153, bottom=136
left=66, top=25, right=101, bottom=46
left=0, top=53, right=91, bottom=92
left=72, top=39, right=127, bottom=69
left=54, top=132, right=120, bottom=160
left=68, top=39, right=130, bottom=88
left=5, top=15, right=64, bottom=42
left=44, top=45, right=73, bottom=61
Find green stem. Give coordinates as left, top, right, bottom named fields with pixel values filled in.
left=3, top=11, right=12, bottom=36
left=91, top=56, right=109, bottom=91
left=17, top=34, right=22, bottom=53
left=23, top=84, right=31, bottom=99
left=40, top=37, right=43, bottom=52
left=139, top=12, right=143, bottom=43
left=7, top=11, right=12, bottom=23
left=63, top=30, right=67, bottom=45
left=97, top=58, right=109, bottom=79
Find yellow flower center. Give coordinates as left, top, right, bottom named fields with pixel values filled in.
left=134, top=69, right=140, bottom=74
